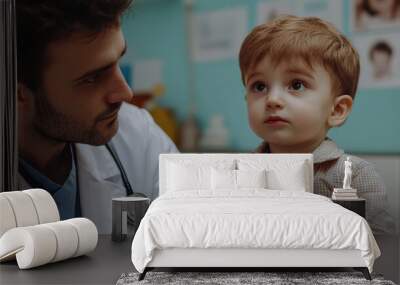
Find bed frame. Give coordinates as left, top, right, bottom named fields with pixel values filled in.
left=140, top=248, right=371, bottom=280
left=138, top=154, right=372, bottom=281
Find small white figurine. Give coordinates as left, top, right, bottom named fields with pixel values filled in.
left=343, top=156, right=352, bottom=189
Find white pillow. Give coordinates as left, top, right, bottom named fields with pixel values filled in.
left=166, top=160, right=236, bottom=191
left=267, top=166, right=307, bottom=191
left=236, top=169, right=267, bottom=189
left=237, top=159, right=308, bottom=191
left=167, top=163, right=210, bottom=191
left=211, top=168, right=236, bottom=190
left=211, top=169, right=268, bottom=190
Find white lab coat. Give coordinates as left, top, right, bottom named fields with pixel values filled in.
left=18, top=103, right=178, bottom=234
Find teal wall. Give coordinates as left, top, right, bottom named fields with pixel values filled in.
left=122, top=0, right=400, bottom=154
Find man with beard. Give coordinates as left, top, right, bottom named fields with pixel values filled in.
left=16, top=0, right=178, bottom=233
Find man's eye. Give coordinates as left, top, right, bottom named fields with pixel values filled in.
left=250, top=81, right=267, bottom=93
left=289, top=80, right=305, bottom=91
left=82, top=74, right=100, bottom=84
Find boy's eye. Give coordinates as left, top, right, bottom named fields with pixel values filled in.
left=289, top=79, right=305, bottom=91
left=250, top=81, right=268, bottom=93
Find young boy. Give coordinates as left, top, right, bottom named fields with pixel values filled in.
left=239, top=15, right=393, bottom=234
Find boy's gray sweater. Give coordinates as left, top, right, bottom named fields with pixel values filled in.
left=256, top=138, right=394, bottom=234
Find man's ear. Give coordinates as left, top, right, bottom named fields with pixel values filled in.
left=17, top=83, right=34, bottom=106
left=328, top=94, right=353, bottom=127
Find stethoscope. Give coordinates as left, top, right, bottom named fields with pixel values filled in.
left=104, top=143, right=134, bottom=196
left=19, top=142, right=146, bottom=215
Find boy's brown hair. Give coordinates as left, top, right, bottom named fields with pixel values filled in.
left=239, top=15, right=360, bottom=99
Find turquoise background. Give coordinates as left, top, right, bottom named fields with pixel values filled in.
left=121, top=0, right=400, bottom=153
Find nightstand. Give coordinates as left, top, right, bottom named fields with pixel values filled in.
left=332, top=198, right=366, bottom=218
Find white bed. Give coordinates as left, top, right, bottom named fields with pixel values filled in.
left=131, top=154, right=380, bottom=280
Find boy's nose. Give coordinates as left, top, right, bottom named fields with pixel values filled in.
left=265, top=88, right=284, bottom=110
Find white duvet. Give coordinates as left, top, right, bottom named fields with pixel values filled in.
left=131, top=190, right=380, bottom=273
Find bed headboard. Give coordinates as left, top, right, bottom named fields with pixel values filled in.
left=159, top=153, right=313, bottom=196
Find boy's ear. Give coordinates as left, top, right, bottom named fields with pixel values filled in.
left=328, top=94, right=353, bottom=128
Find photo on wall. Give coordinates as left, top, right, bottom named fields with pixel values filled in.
left=351, top=0, right=400, bottom=32
left=257, top=0, right=343, bottom=31
left=300, top=0, right=344, bottom=32
left=192, top=7, right=247, bottom=62
left=256, top=0, right=299, bottom=25
left=353, top=32, right=400, bottom=88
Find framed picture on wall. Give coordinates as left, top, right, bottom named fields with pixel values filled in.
left=350, top=0, right=400, bottom=32
left=353, top=32, right=400, bottom=88
left=256, top=0, right=299, bottom=25
left=300, top=0, right=344, bottom=32
left=192, top=7, right=247, bottom=62
left=257, top=0, right=343, bottom=31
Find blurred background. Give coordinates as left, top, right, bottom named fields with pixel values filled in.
left=119, top=0, right=400, bottom=282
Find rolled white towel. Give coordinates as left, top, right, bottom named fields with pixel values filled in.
left=0, top=189, right=59, bottom=238
left=0, top=225, right=57, bottom=268
left=0, top=196, right=17, bottom=237
left=65, top=218, right=98, bottom=257
left=42, top=221, right=79, bottom=263
left=0, top=191, right=39, bottom=228
left=0, top=218, right=98, bottom=269
left=23, top=189, right=60, bottom=224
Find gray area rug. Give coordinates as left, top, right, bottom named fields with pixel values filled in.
left=117, top=271, right=396, bottom=285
